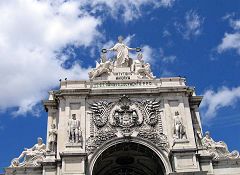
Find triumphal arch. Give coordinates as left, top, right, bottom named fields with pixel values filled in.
left=4, top=37, right=240, bottom=175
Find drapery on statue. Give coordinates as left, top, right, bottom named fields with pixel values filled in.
left=88, top=53, right=113, bottom=80
left=105, top=36, right=140, bottom=67
left=202, top=131, right=239, bottom=159
left=132, top=53, right=155, bottom=79
left=48, top=124, right=57, bottom=153
left=88, top=36, right=156, bottom=80
left=11, top=137, right=46, bottom=167
left=68, top=114, right=83, bottom=146
left=173, top=111, right=186, bottom=140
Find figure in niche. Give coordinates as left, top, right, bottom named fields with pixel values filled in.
left=11, top=137, right=46, bottom=167
left=173, top=111, right=187, bottom=140
left=106, top=36, right=139, bottom=67
left=48, top=124, right=57, bottom=153
left=68, top=114, right=83, bottom=146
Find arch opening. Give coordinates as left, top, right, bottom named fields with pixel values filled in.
left=92, top=142, right=166, bottom=175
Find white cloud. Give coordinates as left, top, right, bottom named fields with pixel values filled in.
left=217, top=15, right=240, bottom=55
left=0, top=0, right=99, bottom=115
left=230, top=19, right=240, bottom=30
left=200, top=86, right=240, bottom=120
left=160, top=69, right=174, bottom=77
left=87, top=0, right=175, bottom=22
left=217, top=32, right=240, bottom=54
left=175, top=10, right=204, bottom=40
left=159, top=48, right=177, bottom=63
left=0, top=0, right=175, bottom=116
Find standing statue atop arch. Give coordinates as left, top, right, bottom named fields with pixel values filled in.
left=105, top=36, right=140, bottom=67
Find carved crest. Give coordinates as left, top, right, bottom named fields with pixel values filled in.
left=90, top=101, right=113, bottom=127
left=109, top=95, right=143, bottom=128
left=87, top=95, right=166, bottom=153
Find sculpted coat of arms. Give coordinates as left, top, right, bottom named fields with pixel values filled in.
left=87, top=95, right=168, bottom=153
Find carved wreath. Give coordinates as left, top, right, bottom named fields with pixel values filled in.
left=90, top=101, right=113, bottom=127
left=89, top=96, right=161, bottom=128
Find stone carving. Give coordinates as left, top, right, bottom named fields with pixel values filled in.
left=90, top=101, right=113, bottom=127
left=48, top=124, right=57, bottom=153
left=109, top=95, right=143, bottom=133
left=106, top=36, right=139, bottom=67
left=87, top=95, right=165, bottom=153
left=173, top=111, right=187, bottom=140
left=141, top=99, right=161, bottom=126
left=202, top=131, right=239, bottom=159
left=11, top=137, right=46, bottom=167
left=86, top=127, right=117, bottom=153
left=88, top=36, right=155, bottom=80
left=88, top=53, right=113, bottom=80
left=68, top=114, right=83, bottom=146
left=132, top=53, right=155, bottom=79
left=137, top=126, right=168, bottom=148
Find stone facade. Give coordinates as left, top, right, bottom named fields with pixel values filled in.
left=4, top=38, right=240, bottom=175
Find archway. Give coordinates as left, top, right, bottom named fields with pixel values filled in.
left=91, top=142, right=168, bottom=175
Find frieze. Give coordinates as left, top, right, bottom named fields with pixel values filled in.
left=92, top=81, right=155, bottom=88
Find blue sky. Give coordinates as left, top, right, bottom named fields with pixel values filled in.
left=0, top=0, right=240, bottom=172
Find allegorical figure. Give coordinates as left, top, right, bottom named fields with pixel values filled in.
left=11, top=137, right=46, bottom=167
left=132, top=53, right=155, bottom=79
left=88, top=53, right=113, bottom=80
left=48, top=124, right=57, bottom=153
left=202, top=131, right=226, bottom=149
left=201, top=131, right=240, bottom=159
left=68, top=114, right=82, bottom=145
left=17, top=137, right=46, bottom=160
left=107, top=36, right=137, bottom=67
left=173, top=111, right=186, bottom=139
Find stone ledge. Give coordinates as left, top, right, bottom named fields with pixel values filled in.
left=171, top=147, right=197, bottom=153
left=59, top=152, right=87, bottom=157
left=4, top=166, right=43, bottom=175
left=169, top=171, right=207, bottom=175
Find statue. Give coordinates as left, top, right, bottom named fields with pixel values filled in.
left=68, top=114, right=82, bottom=145
left=202, top=131, right=222, bottom=148
left=88, top=53, right=113, bottom=80
left=106, top=36, right=139, bottom=67
left=48, top=124, right=57, bottom=153
left=202, top=131, right=239, bottom=159
left=11, top=137, right=46, bottom=167
left=132, top=53, right=155, bottom=79
left=88, top=35, right=156, bottom=80
left=173, top=111, right=186, bottom=140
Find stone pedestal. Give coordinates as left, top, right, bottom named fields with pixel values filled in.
left=60, top=152, right=87, bottom=175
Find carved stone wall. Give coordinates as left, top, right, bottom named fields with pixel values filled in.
left=86, top=95, right=168, bottom=153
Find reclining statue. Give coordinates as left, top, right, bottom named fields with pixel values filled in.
left=11, top=137, right=46, bottom=167
left=202, top=131, right=239, bottom=159
left=88, top=53, right=113, bottom=80
left=132, top=53, right=155, bottom=79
